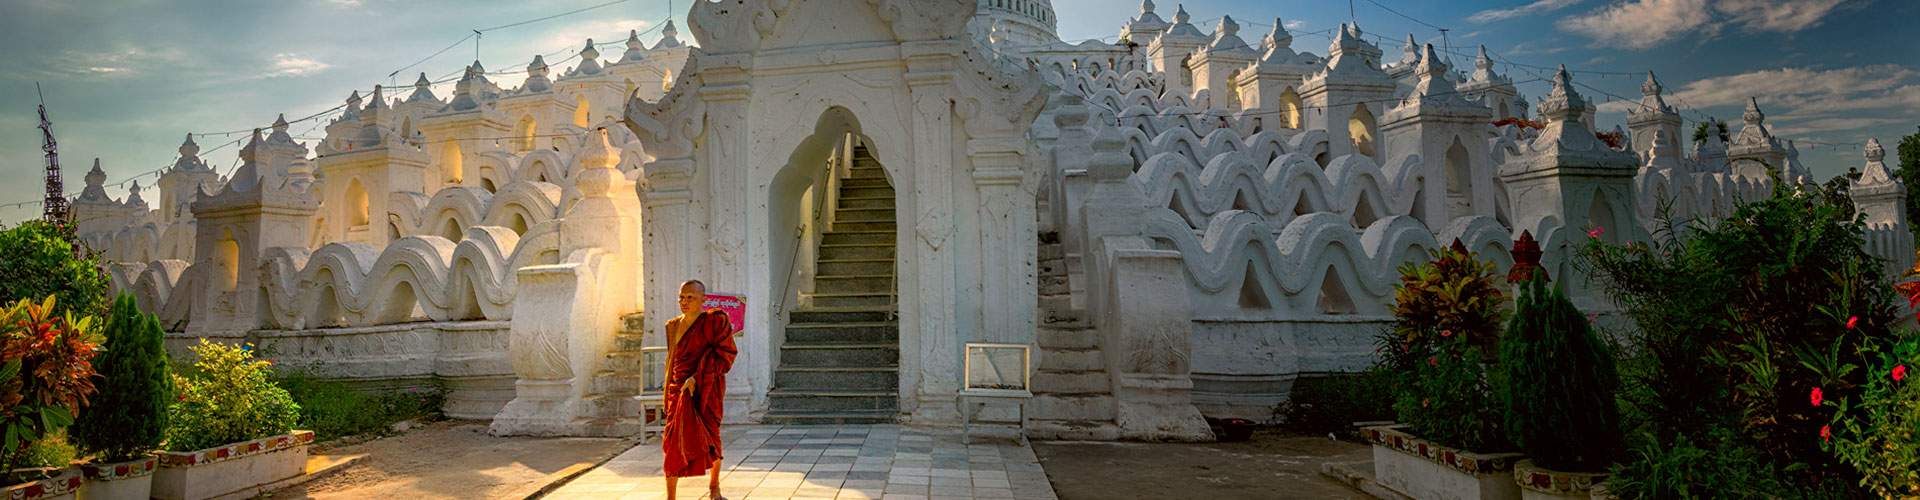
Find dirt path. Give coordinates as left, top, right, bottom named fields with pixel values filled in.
left=1032, top=429, right=1372, bottom=500
left=269, top=420, right=635, bottom=500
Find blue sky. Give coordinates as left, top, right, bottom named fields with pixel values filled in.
left=2, top=0, right=1914, bottom=224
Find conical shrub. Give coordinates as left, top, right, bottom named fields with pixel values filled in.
left=72, top=293, right=171, bottom=462
left=1499, top=273, right=1622, bottom=472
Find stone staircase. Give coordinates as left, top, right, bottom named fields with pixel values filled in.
left=1026, top=232, right=1121, bottom=440
left=574, top=312, right=650, bottom=436
left=765, top=147, right=901, bottom=425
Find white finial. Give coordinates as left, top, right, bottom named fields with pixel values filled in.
left=1173, top=4, right=1190, bottom=24
left=1641, top=71, right=1662, bottom=96
left=580, top=39, right=599, bottom=61
left=367, top=84, right=386, bottom=110
left=1142, top=0, right=1156, bottom=15
left=626, top=29, right=642, bottom=50
left=1218, top=15, right=1238, bottom=37
left=415, top=72, right=432, bottom=89
left=1743, top=96, right=1764, bottom=125
left=180, top=133, right=200, bottom=157
left=1867, top=137, right=1886, bottom=162
left=273, top=114, right=289, bottom=132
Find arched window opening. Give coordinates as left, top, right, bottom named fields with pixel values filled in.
left=1279, top=88, right=1303, bottom=129
left=346, top=178, right=370, bottom=227
left=1348, top=105, right=1377, bottom=159
left=1445, top=138, right=1474, bottom=219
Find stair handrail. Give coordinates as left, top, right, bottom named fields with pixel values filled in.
left=774, top=142, right=844, bottom=316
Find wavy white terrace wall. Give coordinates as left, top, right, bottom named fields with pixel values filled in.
left=195, top=321, right=512, bottom=420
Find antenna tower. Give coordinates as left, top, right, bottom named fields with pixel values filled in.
left=36, top=83, right=69, bottom=225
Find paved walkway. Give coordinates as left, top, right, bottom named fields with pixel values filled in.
left=546, top=425, right=1059, bottom=500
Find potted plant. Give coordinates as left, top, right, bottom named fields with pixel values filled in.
left=1499, top=274, right=1622, bottom=499
left=0, top=297, right=100, bottom=500
left=151, top=340, right=308, bottom=500
left=1366, top=241, right=1521, bottom=500
left=72, top=294, right=171, bottom=500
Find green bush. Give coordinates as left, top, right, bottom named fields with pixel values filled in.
left=1585, top=178, right=1897, bottom=493
left=276, top=374, right=442, bottom=441
left=1383, top=240, right=1510, bottom=451
left=165, top=340, right=299, bottom=452
left=1823, top=334, right=1920, bottom=496
left=1498, top=274, right=1622, bottom=472
left=18, top=431, right=75, bottom=470
left=1275, top=369, right=1395, bottom=434
left=72, top=293, right=171, bottom=463
left=0, top=297, right=100, bottom=473
left=0, top=221, right=109, bottom=319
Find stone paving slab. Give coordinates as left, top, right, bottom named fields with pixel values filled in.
left=545, top=425, right=1057, bottom=500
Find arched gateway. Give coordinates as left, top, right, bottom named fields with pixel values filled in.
left=622, top=0, right=1048, bottom=424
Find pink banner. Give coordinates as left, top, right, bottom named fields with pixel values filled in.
left=703, top=292, right=746, bottom=334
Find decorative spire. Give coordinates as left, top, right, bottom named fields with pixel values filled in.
left=1539, top=65, right=1587, bottom=123
left=408, top=72, right=439, bottom=103
left=1645, top=128, right=1681, bottom=172
left=1858, top=137, right=1896, bottom=186
left=1400, top=33, right=1419, bottom=65
left=179, top=133, right=199, bottom=158
left=1742, top=96, right=1764, bottom=126
left=1476, top=45, right=1492, bottom=71
left=1640, top=71, right=1662, bottom=96
left=1142, top=0, right=1156, bottom=15
left=568, top=39, right=604, bottom=77
left=619, top=29, right=647, bottom=63
left=1507, top=230, right=1547, bottom=283
left=1415, top=43, right=1447, bottom=79
left=1205, top=15, right=1252, bottom=54
left=523, top=55, right=552, bottom=93
left=342, top=90, right=363, bottom=121
left=124, top=181, right=145, bottom=208
left=574, top=128, right=624, bottom=199
left=1173, top=4, right=1189, bottom=25
left=444, top=62, right=489, bottom=112
left=653, top=20, right=684, bottom=49
left=366, top=84, right=387, bottom=111
left=1263, top=17, right=1291, bottom=52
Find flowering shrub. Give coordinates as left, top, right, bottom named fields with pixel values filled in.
left=1585, top=178, right=1897, bottom=494
left=0, top=296, right=100, bottom=474
left=1382, top=240, right=1510, bottom=451
left=276, top=373, right=441, bottom=441
left=165, top=340, right=299, bottom=452
left=1823, top=329, right=1920, bottom=496
left=0, top=221, right=110, bottom=319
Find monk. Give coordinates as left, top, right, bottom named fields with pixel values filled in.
left=663, top=280, right=738, bottom=500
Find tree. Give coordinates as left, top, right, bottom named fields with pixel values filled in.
left=1899, top=128, right=1920, bottom=242
left=0, top=221, right=109, bottom=319
left=1499, top=274, right=1622, bottom=472
left=72, top=293, right=171, bottom=463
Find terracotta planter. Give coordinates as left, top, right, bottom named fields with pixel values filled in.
left=151, top=431, right=313, bottom=500
left=76, top=456, right=157, bottom=500
left=1362, top=425, right=1523, bottom=500
left=1513, top=459, right=1608, bottom=500
left=3, top=467, right=82, bottom=500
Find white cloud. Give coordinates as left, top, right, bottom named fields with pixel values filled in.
left=1558, top=0, right=1713, bottom=50
left=269, top=54, right=332, bottom=77
left=1468, top=0, right=1583, bottom=23
left=1617, top=65, right=1920, bottom=137
left=324, top=0, right=363, bottom=7
left=1714, top=0, right=1847, bottom=33
left=535, top=18, right=655, bottom=57
left=1284, top=19, right=1307, bottom=30
left=1506, top=40, right=1569, bottom=56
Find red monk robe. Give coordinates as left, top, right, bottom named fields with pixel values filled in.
left=663, top=309, right=738, bottom=478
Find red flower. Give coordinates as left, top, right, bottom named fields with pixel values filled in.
left=1428, top=356, right=1438, bottom=367
left=1421, top=398, right=1430, bottom=408
left=1846, top=316, right=1858, bottom=329
left=1894, top=365, right=1908, bottom=382
left=1440, top=329, right=1453, bottom=338
left=1587, top=226, right=1605, bottom=239
left=1820, top=425, right=1831, bottom=443
left=1810, top=387, right=1823, bottom=407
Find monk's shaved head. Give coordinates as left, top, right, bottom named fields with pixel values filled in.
left=681, top=280, right=706, bottom=294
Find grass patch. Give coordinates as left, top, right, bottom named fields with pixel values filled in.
left=275, top=373, right=444, bottom=442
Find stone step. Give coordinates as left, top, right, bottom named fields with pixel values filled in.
left=836, top=195, right=894, bottom=209
left=835, top=207, right=896, bottom=223
left=810, top=292, right=893, bottom=308
left=1037, top=327, right=1099, bottom=350
left=767, top=390, right=898, bottom=412
left=818, top=244, right=895, bottom=261
left=1032, top=370, right=1109, bottom=394
left=789, top=308, right=894, bottom=324
left=1041, top=307, right=1087, bottom=327
left=1039, top=275, right=1069, bottom=295
left=614, top=332, right=648, bottom=351
left=1023, top=420, right=1121, bottom=441
left=573, top=416, right=646, bottom=437
left=1029, top=393, right=1117, bottom=421
left=779, top=343, right=899, bottom=368
left=784, top=321, right=898, bottom=343
left=1038, top=243, right=1064, bottom=261
left=849, top=167, right=887, bottom=180
left=832, top=221, right=896, bottom=233
left=620, top=313, right=646, bottom=334
left=813, top=274, right=893, bottom=295
left=1037, top=347, right=1103, bottom=372
left=774, top=366, right=899, bottom=391
left=603, top=350, right=645, bottom=372
left=823, top=230, right=895, bottom=245
left=583, top=393, right=646, bottom=417
left=840, top=178, right=892, bottom=189
left=760, top=410, right=897, bottom=425
left=592, top=370, right=644, bottom=395
left=841, top=186, right=894, bottom=198
left=818, top=258, right=894, bottom=276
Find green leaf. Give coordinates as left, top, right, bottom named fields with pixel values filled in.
left=0, top=359, right=18, bottom=380
left=40, top=406, right=71, bottom=429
